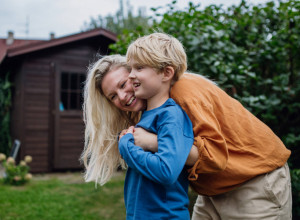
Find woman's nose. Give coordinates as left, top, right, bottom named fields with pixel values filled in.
left=118, top=90, right=126, bottom=102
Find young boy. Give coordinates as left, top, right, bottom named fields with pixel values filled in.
left=118, top=33, right=194, bottom=219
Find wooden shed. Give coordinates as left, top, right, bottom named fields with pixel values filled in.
left=0, top=28, right=116, bottom=172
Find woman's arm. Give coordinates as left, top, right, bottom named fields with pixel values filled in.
left=133, top=127, right=198, bottom=166
left=185, top=145, right=199, bottom=166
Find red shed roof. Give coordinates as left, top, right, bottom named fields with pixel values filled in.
left=0, top=28, right=117, bottom=63
left=0, top=38, right=43, bottom=63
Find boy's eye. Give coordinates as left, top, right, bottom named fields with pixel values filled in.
left=111, top=95, right=116, bottom=101
left=133, top=65, right=143, bottom=71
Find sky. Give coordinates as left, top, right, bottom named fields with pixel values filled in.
left=0, top=0, right=269, bottom=40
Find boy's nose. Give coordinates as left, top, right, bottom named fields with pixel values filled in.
left=128, top=71, right=136, bottom=79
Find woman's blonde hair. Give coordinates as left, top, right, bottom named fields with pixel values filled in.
left=126, top=32, right=187, bottom=83
left=80, top=54, right=140, bottom=185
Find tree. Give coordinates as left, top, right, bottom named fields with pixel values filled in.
left=82, top=0, right=151, bottom=35
left=110, top=0, right=300, bottom=216
left=111, top=0, right=300, bottom=158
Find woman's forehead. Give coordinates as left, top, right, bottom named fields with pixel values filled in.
left=111, top=66, right=130, bottom=78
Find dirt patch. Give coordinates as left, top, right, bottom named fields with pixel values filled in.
left=33, top=171, right=125, bottom=184
left=33, top=172, right=85, bottom=184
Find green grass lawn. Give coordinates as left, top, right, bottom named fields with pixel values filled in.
left=0, top=171, right=197, bottom=220
left=0, top=172, right=126, bottom=220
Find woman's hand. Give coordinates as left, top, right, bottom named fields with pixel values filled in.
left=133, top=127, right=158, bottom=152
left=185, top=145, right=199, bottom=166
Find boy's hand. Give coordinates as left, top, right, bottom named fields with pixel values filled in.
left=133, top=128, right=199, bottom=166
left=133, top=127, right=158, bottom=152
left=126, top=126, right=134, bottom=134
left=119, top=126, right=135, bottom=140
left=119, top=129, right=127, bottom=140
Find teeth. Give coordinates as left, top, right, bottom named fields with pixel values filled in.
left=134, top=83, right=140, bottom=87
left=126, top=96, right=136, bottom=106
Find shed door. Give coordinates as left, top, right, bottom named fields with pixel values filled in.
left=52, top=65, right=85, bottom=170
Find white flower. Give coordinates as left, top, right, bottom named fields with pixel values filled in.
left=6, top=157, right=15, bottom=165
left=24, top=155, right=32, bottom=163
left=25, top=173, right=33, bottom=180
left=20, top=160, right=27, bottom=166
left=14, top=176, right=21, bottom=181
left=0, top=153, right=6, bottom=162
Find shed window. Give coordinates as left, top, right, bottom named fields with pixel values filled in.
left=60, top=72, right=85, bottom=110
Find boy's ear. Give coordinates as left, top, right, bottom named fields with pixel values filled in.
left=162, top=66, right=175, bottom=82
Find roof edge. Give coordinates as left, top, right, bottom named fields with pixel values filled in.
left=7, top=28, right=117, bottom=57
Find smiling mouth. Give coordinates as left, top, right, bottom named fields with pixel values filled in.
left=133, top=82, right=140, bottom=88
left=126, top=96, right=136, bottom=106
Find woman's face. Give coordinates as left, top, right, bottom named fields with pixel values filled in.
left=101, top=66, right=146, bottom=112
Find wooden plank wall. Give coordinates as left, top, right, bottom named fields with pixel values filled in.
left=55, top=113, right=84, bottom=169
left=18, top=43, right=100, bottom=172
left=10, top=37, right=113, bottom=173
left=52, top=45, right=94, bottom=170
left=10, top=64, right=23, bottom=159
left=22, top=58, right=51, bottom=172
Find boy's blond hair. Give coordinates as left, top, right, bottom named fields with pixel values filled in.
left=126, top=33, right=187, bottom=83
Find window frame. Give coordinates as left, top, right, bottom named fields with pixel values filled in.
left=60, top=71, right=85, bottom=111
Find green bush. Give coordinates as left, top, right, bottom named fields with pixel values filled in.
left=110, top=0, right=300, bottom=217
left=291, top=169, right=300, bottom=217
left=0, top=72, right=12, bottom=155
left=0, top=153, right=33, bottom=186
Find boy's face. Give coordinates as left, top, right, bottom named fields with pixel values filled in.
left=101, top=66, right=146, bottom=112
left=128, top=59, right=167, bottom=109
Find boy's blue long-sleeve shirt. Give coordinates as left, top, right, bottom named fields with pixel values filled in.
left=119, top=98, right=194, bottom=220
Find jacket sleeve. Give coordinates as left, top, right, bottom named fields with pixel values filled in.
left=118, top=124, right=193, bottom=186
left=179, top=99, right=229, bottom=181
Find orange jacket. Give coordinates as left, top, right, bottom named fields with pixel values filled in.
left=171, top=73, right=291, bottom=196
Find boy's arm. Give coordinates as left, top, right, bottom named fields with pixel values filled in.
left=119, top=124, right=193, bottom=185
left=133, top=127, right=198, bottom=166
left=132, top=127, right=158, bottom=152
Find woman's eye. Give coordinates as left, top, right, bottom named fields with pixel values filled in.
left=111, top=95, right=116, bottom=101
left=121, top=81, right=126, bottom=88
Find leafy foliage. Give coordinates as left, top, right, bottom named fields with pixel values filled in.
left=110, top=0, right=300, bottom=216
left=82, top=0, right=151, bottom=35
left=0, top=72, right=12, bottom=155
left=0, top=154, right=33, bottom=186
left=291, top=169, right=300, bottom=217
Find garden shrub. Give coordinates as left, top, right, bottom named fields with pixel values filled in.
left=0, top=153, right=33, bottom=186
left=110, top=0, right=300, bottom=217
left=0, top=72, right=12, bottom=155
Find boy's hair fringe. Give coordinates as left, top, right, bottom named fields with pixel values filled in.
left=126, top=32, right=187, bottom=84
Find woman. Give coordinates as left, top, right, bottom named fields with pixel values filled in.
left=81, top=55, right=142, bottom=186
left=81, top=54, right=292, bottom=219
